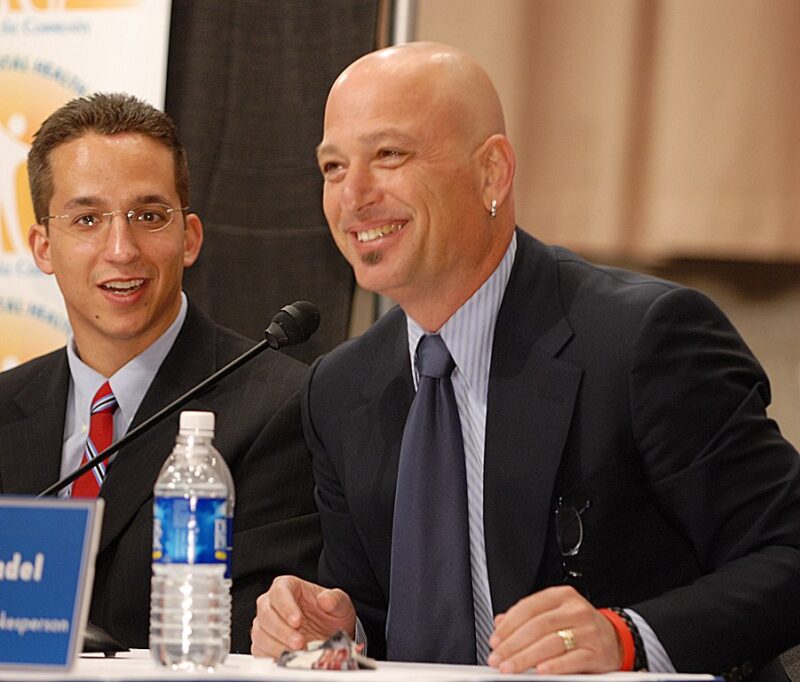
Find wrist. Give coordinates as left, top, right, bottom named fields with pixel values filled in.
left=599, top=607, right=646, bottom=671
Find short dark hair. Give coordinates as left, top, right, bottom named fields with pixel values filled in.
left=27, top=92, right=189, bottom=221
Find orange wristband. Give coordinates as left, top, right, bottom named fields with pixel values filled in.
left=599, top=608, right=635, bottom=671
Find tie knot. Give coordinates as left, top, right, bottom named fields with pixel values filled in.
left=92, top=381, right=118, bottom=415
left=417, top=334, right=455, bottom=379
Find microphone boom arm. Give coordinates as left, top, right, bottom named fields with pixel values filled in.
left=38, top=338, right=271, bottom=498
left=38, top=300, right=320, bottom=498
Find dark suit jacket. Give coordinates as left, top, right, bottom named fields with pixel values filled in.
left=0, top=301, right=321, bottom=652
left=302, top=229, right=800, bottom=679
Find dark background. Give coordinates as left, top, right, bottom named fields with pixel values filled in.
left=164, top=0, right=382, bottom=363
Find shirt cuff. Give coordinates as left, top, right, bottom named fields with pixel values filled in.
left=354, top=616, right=367, bottom=654
left=626, top=609, right=676, bottom=672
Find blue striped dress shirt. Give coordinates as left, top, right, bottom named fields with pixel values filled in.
left=404, top=233, right=674, bottom=671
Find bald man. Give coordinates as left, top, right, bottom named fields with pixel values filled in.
left=251, top=43, right=800, bottom=680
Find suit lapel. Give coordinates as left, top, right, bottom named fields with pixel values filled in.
left=484, top=232, right=582, bottom=614
left=0, top=352, right=69, bottom=495
left=98, top=304, right=219, bottom=552
left=346, top=310, right=413, bottom=597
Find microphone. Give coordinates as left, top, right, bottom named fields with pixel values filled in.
left=265, top=300, right=320, bottom=350
left=38, top=301, right=320, bottom=498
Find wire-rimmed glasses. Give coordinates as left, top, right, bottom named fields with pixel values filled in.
left=555, top=497, right=591, bottom=598
left=40, top=203, right=188, bottom=240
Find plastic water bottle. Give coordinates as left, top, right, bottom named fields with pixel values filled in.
left=149, top=411, right=235, bottom=670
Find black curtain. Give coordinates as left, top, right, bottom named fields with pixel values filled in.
left=165, top=0, right=380, bottom=362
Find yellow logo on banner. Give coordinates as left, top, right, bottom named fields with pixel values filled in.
left=0, top=65, right=79, bottom=368
left=0, top=70, right=78, bottom=253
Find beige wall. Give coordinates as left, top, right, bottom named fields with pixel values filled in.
left=417, top=0, right=800, bottom=444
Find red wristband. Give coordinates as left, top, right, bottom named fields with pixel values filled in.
left=599, top=608, right=635, bottom=671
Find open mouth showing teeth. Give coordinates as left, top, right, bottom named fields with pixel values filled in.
left=101, top=279, right=144, bottom=295
left=356, top=222, right=406, bottom=243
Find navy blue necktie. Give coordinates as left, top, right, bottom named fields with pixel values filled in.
left=387, top=334, right=477, bottom=664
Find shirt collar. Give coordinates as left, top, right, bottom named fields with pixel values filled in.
left=407, top=232, right=517, bottom=398
left=66, top=293, right=189, bottom=433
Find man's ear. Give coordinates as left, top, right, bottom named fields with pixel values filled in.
left=28, top=223, right=54, bottom=275
left=479, top=133, right=515, bottom=214
left=183, top=212, right=203, bottom=267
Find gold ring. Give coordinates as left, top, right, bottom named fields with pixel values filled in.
left=557, top=628, right=577, bottom=652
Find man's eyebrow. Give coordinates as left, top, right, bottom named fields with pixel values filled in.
left=132, top=193, right=172, bottom=205
left=359, top=129, right=415, bottom=147
left=62, top=193, right=172, bottom=210
left=316, top=141, right=340, bottom=158
left=316, top=129, right=416, bottom=158
left=63, top=196, right=105, bottom=210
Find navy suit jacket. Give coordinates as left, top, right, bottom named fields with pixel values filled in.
left=0, top=301, right=322, bottom=652
left=302, top=229, right=800, bottom=679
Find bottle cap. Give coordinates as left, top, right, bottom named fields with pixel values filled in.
left=179, top=410, right=215, bottom=436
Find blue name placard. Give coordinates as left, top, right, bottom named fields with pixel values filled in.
left=0, top=497, right=103, bottom=670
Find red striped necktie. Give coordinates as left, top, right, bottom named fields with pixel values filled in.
left=72, top=381, right=118, bottom=498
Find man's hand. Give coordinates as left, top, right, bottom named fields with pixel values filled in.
left=487, top=585, right=621, bottom=674
left=250, top=575, right=357, bottom=658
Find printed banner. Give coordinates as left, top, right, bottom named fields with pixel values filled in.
left=0, top=0, right=171, bottom=371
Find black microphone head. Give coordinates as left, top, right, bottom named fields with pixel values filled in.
left=265, top=300, right=320, bottom=349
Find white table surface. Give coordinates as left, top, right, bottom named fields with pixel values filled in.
left=0, top=649, right=719, bottom=682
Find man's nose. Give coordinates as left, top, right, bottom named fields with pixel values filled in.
left=102, top=212, right=140, bottom=262
left=342, top=163, right=380, bottom=213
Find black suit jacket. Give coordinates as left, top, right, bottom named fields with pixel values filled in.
left=0, top=301, right=322, bottom=652
left=302, top=229, right=800, bottom=679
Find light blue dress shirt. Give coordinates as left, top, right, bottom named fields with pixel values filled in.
left=60, top=293, right=188, bottom=495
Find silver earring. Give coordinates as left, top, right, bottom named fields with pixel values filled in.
left=490, top=199, right=497, bottom=219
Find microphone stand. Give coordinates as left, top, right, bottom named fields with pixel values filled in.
left=39, top=337, right=271, bottom=498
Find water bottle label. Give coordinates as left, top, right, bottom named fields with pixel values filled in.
left=152, top=497, right=231, bottom=573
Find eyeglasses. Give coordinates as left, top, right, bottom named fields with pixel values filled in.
left=555, top=497, right=591, bottom=598
left=40, top=203, right=188, bottom=238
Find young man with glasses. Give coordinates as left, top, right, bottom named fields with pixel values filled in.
left=0, top=93, right=321, bottom=652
